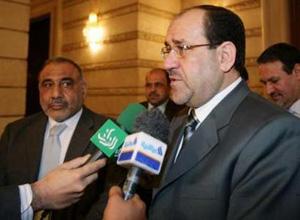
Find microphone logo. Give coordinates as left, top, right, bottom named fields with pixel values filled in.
left=90, top=119, right=127, bottom=157
left=97, top=128, right=118, bottom=149
left=117, top=132, right=167, bottom=174
left=141, top=141, right=163, bottom=156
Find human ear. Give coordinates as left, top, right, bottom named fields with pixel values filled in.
left=217, top=41, right=236, bottom=73
left=293, top=63, right=300, bottom=80
left=81, top=79, right=88, bottom=98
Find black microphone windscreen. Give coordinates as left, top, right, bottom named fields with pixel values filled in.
left=132, top=108, right=170, bottom=143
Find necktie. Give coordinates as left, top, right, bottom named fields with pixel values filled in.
left=182, top=110, right=199, bottom=147
left=173, top=110, right=199, bottom=163
left=38, top=123, right=67, bottom=179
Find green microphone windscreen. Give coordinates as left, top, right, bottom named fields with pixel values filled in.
left=117, top=103, right=146, bottom=133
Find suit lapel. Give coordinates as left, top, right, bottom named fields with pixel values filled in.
left=25, top=113, right=48, bottom=180
left=153, top=81, right=250, bottom=199
left=158, top=115, right=219, bottom=191
left=161, top=115, right=186, bottom=179
left=64, top=108, right=95, bottom=161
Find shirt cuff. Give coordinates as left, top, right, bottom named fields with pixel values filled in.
left=18, top=184, right=33, bottom=220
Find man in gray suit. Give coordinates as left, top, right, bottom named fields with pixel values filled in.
left=103, top=5, right=300, bottom=220
left=0, top=57, right=107, bottom=219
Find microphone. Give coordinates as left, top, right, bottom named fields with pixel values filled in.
left=87, top=119, right=127, bottom=162
left=117, top=108, right=170, bottom=200
left=87, top=103, right=146, bottom=162
left=117, top=103, right=146, bottom=133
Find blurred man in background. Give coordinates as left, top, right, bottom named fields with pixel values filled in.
left=257, top=42, right=300, bottom=117
left=141, top=68, right=184, bottom=121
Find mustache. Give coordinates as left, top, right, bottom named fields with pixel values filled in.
left=167, top=69, right=175, bottom=76
left=270, top=92, right=281, bottom=98
left=148, top=92, right=159, bottom=97
left=49, top=98, right=67, bottom=105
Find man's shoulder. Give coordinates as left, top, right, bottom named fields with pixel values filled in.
left=83, top=107, right=107, bottom=118
left=140, top=101, right=148, bottom=108
left=81, top=107, right=109, bottom=126
left=233, top=91, right=299, bottom=130
left=0, top=112, right=47, bottom=141
left=244, top=92, right=290, bottom=117
left=5, top=112, right=46, bottom=130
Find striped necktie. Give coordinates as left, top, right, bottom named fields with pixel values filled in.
left=173, top=110, right=199, bottom=163
left=182, top=110, right=199, bottom=147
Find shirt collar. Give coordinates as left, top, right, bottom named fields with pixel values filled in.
left=193, top=77, right=242, bottom=123
left=289, top=99, right=300, bottom=118
left=48, top=108, right=83, bottom=130
left=148, top=99, right=169, bottom=113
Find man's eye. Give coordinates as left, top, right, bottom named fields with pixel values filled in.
left=41, top=81, right=53, bottom=88
left=176, top=45, right=185, bottom=51
left=165, top=46, right=172, bottom=52
left=61, top=80, right=73, bottom=88
left=155, top=82, right=164, bottom=88
left=270, top=79, right=279, bottom=84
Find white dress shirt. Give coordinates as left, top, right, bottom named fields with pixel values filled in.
left=148, top=99, right=168, bottom=114
left=289, top=99, right=300, bottom=118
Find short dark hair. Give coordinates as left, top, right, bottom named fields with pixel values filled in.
left=257, top=43, right=300, bottom=74
left=40, top=56, right=83, bottom=79
left=240, top=66, right=249, bottom=81
left=149, top=68, right=170, bottom=85
left=179, top=5, right=246, bottom=75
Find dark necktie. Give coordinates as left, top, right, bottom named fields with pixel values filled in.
left=173, top=110, right=199, bottom=163
left=182, top=110, right=199, bottom=147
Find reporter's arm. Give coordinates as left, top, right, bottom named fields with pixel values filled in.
left=0, top=185, right=22, bottom=220
left=103, top=186, right=146, bottom=220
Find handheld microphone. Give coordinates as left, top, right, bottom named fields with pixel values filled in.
left=87, top=103, right=146, bottom=163
left=117, top=108, right=170, bottom=200
left=87, top=119, right=127, bottom=162
left=117, top=103, right=146, bottom=133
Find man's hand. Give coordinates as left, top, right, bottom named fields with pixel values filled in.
left=31, top=154, right=106, bottom=210
left=103, top=186, right=146, bottom=220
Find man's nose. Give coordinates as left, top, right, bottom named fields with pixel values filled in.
left=51, top=84, right=63, bottom=97
left=265, top=83, right=275, bottom=95
left=164, top=50, right=180, bottom=71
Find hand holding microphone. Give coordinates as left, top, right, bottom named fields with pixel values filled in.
left=117, top=108, right=170, bottom=200
left=103, top=108, right=168, bottom=219
left=103, top=186, right=147, bottom=220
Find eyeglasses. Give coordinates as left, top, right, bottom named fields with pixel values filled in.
left=161, top=43, right=213, bottom=59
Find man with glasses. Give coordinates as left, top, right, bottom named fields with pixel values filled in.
left=103, top=5, right=300, bottom=220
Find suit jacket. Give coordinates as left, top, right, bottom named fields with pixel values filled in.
left=0, top=107, right=108, bottom=220
left=140, top=99, right=185, bottom=122
left=149, top=81, right=300, bottom=220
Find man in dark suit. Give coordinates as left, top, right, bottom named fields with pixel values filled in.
left=0, top=57, right=107, bottom=220
left=103, top=5, right=300, bottom=220
left=257, top=43, right=300, bottom=117
left=141, top=68, right=184, bottom=121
